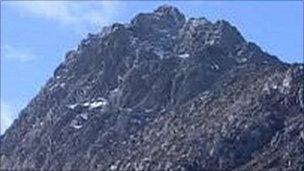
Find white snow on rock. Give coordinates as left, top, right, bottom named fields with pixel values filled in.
left=112, top=26, right=119, bottom=32
left=118, top=75, right=124, bottom=82
left=112, top=87, right=119, bottom=93
left=280, top=70, right=293, bottom=94
left=237, top=49, right=245, bottom=56
left=144, top=109, right=154, bottom=113
left=191, top=18, right=209, bottom=27
left=110, top=165, right=117, bottom=170
left=67, top=99, right=108, bottom=110
left=75, top=98, right=109, bottom=110
left=67, top=103, right=78, bottom=109
left=49, top=84, right=57, bottom=91
left=50, top=82, right=66, bottom=91
left=282, top=74, right=292, bottom=88
left=80, top=113, right=88, bottom=120
left=160, top=108, right=166, bottom=113
left=126, top=108, right=133, bottom=112
left=90, top=101, right=106, bottom=109
left=241, top=58, right=248, bottom=62
left=82, top=102, right=90, bottom=107
left=179, top=53, right=190, bottom=59
left=271, top=83, right=278, bottom=90
left=70, top=120, right=82, bottom=129
left=89, top=99, right=108, bottom=109
left=72, top=124, right=82, bottom=129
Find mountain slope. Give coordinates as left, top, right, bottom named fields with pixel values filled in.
left=1, top=5, right=303, bottom=170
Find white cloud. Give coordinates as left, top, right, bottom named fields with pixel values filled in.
left=6, top=1, right=122, bottom=33
left=8, top=1, right=74, bottom=24
left=3, top=45, right=37, bottom=62
left=1, top=101, right=15, bottom=134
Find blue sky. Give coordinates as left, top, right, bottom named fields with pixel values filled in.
left=1, top=1, right=303, bottom=133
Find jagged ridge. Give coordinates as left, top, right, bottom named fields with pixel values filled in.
left=1, top=5, right=303, bottom=171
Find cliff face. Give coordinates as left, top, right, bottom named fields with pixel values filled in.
left=1, top=5, right=303, bottom=171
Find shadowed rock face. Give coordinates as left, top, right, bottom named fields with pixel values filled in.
left=1, top=5, right=303, bottom=171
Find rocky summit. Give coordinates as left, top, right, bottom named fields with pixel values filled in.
left=1, top=5, right=303, bottom=171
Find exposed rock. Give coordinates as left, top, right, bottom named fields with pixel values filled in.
left=1, top=5, right=303, bottom=171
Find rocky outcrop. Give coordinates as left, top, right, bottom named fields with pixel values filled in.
left=1, top=5, right=303, bottom=171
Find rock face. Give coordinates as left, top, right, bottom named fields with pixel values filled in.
left=1, top=5, right=303, bottom=171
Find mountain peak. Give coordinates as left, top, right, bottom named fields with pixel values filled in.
left=130, top=5, right=185, bottom=38
left=154, top=4, right=183, bottom=17
left=154, top=4, right=185, bottom=25
left=1, top=4, right=303, bottom=171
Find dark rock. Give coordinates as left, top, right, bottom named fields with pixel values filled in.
left=1, top=5, right=303, bottom=171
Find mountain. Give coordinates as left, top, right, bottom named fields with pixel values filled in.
left=1, top=5, right=303, bottom=171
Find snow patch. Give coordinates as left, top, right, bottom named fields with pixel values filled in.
left=271, top=84, right=278, bottom=90
left=126, top=108, right=133, bottom=112
left=209, top=147, right=215, bottom=156
left=160, top=109, right=166, bottom=113
left=70, top=120, right=82, bottom=129
left=112, top=26, right=119, bottom=32
left=72, top=124, right=82, bottom=129
left=112, top=88, right=119, bottom=93
left=82, top=102, right=90, bottom=107
left=110, top=165, right=117, bottom=170
left=67, top=103, right=78, bottom=109
left=90, top=101, right=107, bottom=109
left=237, top=50, right=244, bottom=56
left=144, top=109, right=154, bottom=113
left=190, top=18, right=210, bottom=28
left=89, top=99, right=108, bottom=109
left=282, top=74, right=292, bottom=88
left=241, top=58, right=248, bottom=62
left=118, top=75, right=124, bottom=82
left=80, top=113, right=88, bottom=120
left=49, top=84, right=57, bottom=91
left=60, top=83, right=66, bottom=88
left=179, top=53, right=190, bottom=59
left=280, top=71, right=293, bottom=94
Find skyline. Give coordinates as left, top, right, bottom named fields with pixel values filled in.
left=1, top=1, right=303, bottom=133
